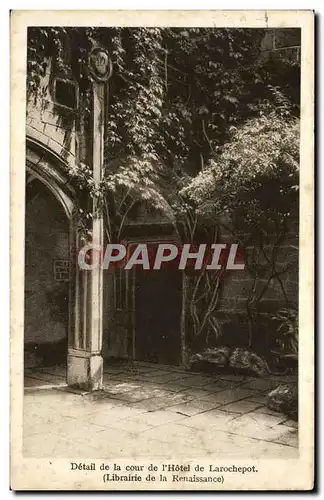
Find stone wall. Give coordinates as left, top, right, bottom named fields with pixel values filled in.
left=209, top=224, right=299, bottom=354
left=261, top=28, right=301, bottom=62
left=26, top=58, right=82, bottom=171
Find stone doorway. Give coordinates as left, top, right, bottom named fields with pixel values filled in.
left=24, top=176, right=70, bottom=369
left=134, top=268, right=182, bottom=365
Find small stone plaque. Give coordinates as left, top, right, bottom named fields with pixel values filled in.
left=53, top=259, right=69, bottom=282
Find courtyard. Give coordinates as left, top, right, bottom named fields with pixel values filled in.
left=24, top=361, right=298, bottom=458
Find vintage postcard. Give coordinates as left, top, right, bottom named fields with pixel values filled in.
left=10, top=10, right=314, bottom=491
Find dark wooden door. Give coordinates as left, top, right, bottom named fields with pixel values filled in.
left=135, top=269, right=182, bottom=365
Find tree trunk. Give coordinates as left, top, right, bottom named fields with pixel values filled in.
left=180, top=271, right=190, bottom=367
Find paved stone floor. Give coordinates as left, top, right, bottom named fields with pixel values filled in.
left=24, top=361, right=298, bottom=458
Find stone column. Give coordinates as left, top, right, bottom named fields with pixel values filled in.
left=67, top=46, right=112, bottom=390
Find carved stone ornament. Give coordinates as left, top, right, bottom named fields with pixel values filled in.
left=88, top=47, right=113, bottom=82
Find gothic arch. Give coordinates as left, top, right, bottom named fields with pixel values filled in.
left=25, top=138, right=79, bottom=369
left=26, top=137, right=76, bottom=219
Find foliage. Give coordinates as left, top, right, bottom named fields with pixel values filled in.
left=27, top=27, right=299, bottom=179
left=182, top=89, right=299, bottom=230
left=27, top=28, right=300, bottom=235
left=27, top=27, right=92, bottom=100
left=188, top=347, right=270, bottom=377
left=267, top=383, right=298, bottom=419
left=272, top=308, right=298, bottom=357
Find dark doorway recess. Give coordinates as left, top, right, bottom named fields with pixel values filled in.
left=134, top=268, right=182, bottom=365
left=24, top=178, right=69, bottom=369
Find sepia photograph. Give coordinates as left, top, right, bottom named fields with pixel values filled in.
left=10, top=10, right=314, bottom=491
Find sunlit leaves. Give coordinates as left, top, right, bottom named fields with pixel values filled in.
left=183, top=97, right=299, bottom=236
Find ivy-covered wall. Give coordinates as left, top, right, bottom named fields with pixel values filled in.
left=26, top=59, right=79, bottom=168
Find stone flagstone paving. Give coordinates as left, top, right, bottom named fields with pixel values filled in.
left=24, top=361, right=298, bottom=458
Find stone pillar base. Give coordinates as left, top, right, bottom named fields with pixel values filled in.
left=67, top=350, right=103, bottom=391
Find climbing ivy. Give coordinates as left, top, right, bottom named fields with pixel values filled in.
left=27, top=27, right=300, bottom=242
left=27, top=27, right=299, bottom=172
